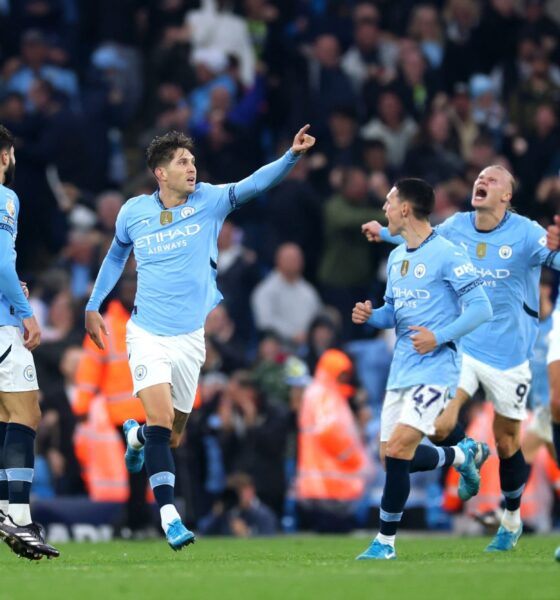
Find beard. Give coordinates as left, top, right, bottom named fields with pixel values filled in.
left=3, top=159, right=15, bottom=187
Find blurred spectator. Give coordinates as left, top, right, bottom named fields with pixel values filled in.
left=264, top=155, right=323, bottom=282
left=296, top=349, right=370, bottom=533
left=361, top=89, right=418, bottom=168
left=216, top=219, right=259, bottom=343
left=251, top=243, right=322, bottom=347
left=403, top=109, right=464, bottom=184
left=447, top=82, right=480, bottom=160
left=407, top=4, right=445, bottom=70
left=303, top=34, right=356, bottom=136
left=3, top=29, right=78, bottom=104
left=186, top=0, right=256, bottom=87
left=220, top=370, right=289, bottom=516
left=318, top=167, right=385, bottom=340
left=204, top=303, right=248, bottom=375
left=341, top=2, right=398, bottom=94
left=507, top=48, right=560, bottom=136
left=303, top=315, right=341, bottom=375
left=35, top=344, right=84, bottom=496
left=198, top=472, right=278, bottom=536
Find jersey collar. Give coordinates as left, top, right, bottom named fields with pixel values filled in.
left=470, top=210, right=511, bottom=234
left=406, top=230, right=437, bottom=253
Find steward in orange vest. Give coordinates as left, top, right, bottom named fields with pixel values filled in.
left=296, top=349, right=370, bottom=531
left=73, top=279, right=155, bottom=535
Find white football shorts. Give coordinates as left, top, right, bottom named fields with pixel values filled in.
left=0, top=325, right=39, bottom=393
left=380, top=384, right=449, bottom=442
left=126, top=319, right=205, bottom=413
left=458, top=353, right=531, bottom=421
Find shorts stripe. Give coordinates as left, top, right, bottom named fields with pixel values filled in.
left=0, top=344, right=12, bottom=364
left=436, top=447, right=446, bottom=468
left=0, top=469, right=6, bottom=481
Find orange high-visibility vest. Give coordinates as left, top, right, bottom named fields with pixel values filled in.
left=296, top=350, right=370, bottom=501
left=73, top=300, right=145, bottom=426
left=73, top=397, right=128, bottom=501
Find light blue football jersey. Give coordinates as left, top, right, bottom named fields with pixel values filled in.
left=87, top=148, right=301, bottom=336
left=113, top=183, right=235, bottom=336
left=384, top=232, right=482, bottom=391
left=528, top=314, right=552, bottom=410
left=432, top=211, right=556, bottom=369
left=0, top=184, right=32, bottom=327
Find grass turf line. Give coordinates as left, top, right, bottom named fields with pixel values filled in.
left=0, top=535, right=559, bottom=600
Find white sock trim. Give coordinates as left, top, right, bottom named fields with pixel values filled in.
left=501, top=509, right=521, bottom=532
left=376, top=533, right=395, bottom=547
left=127, top=426, right=143, bottom=450
left=8, top=504, right=32, bottom=526
left=452, top=446, right=466, bottom=466
left=160, top=504, right=181, bottom=533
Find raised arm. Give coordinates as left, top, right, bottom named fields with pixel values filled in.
left=233, top=125, right=316, bottom=205
left=362, top=220, right=404, bottom=245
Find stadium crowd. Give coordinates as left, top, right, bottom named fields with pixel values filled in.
left=1, top=0, right=560, bottom=538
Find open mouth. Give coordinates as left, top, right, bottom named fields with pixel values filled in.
left=474, top=187, right=487, bottom=200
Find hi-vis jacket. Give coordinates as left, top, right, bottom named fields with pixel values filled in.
left=73, top=300, right=145, bottom=426
left=72, top=300, right=145, bottom=501
left=296, top=350, right=370, bottom=502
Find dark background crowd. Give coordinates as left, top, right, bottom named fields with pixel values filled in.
left=1, top=0, right=560, bottom=538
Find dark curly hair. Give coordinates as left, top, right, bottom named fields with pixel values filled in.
left=0, top=124, right=15, bottom=153
left=146, top=131, right=194, bottom=173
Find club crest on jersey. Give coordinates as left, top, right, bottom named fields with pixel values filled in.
left=181, top=206, right=195, bottom=219
left=414, top=263, right=426, bottom=278
left=134, top=365, right=147, bottom=380
left=5, top=199, right=15, bottom=217
left=476, top=243, right=487, bottom=258
left=23, top=365, right=35, bottom=381
left=401, top=260, right=409, bottom=276
left=499, top=245, right=512, bottom=259
left=160, top=210, right=173, bottom=225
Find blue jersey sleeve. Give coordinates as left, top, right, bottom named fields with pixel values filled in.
left=0, top=229, right=33, bottom=319
left=213, top=150, right=302, bottom=217
left=86, top=237, right=132, bottom=311
left=433, top=285, right=492, bottom=345
left=367, top=255, right=396, bottom=328
left=233, top=150, right=301, bottom=204
left=431, top=247, right=489, bottom=344
left=525, top=220, right=558, bottom=268
left=114, top=203, right=132, bottom=247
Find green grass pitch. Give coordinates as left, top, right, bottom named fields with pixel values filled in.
left=1, top=535, right=559, bottom=600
